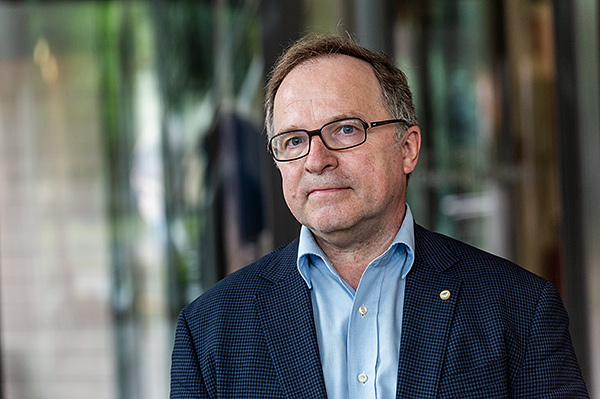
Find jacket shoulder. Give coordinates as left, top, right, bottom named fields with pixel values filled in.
left=181, top=239, right=299, bottom=319
left=414, top=224, right=548, bottom=289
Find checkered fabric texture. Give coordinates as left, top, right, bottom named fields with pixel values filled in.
left=170, top=224, right=589, bottom=398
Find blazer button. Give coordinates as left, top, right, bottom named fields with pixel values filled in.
left=358, top=305, right=368, bottom=316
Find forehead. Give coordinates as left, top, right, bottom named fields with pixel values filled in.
left=273, top=55, right=387, bottom=130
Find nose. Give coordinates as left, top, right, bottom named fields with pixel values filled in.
left=303, top=135, right=338, bottom=173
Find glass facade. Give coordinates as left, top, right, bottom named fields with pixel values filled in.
left=399, top=1, right=563, bottom=281
left=0, top=4, right=115, bottom=398
left=0, top=0, right=598, bottom=398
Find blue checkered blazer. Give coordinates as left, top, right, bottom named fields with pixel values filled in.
left=171, top=224, right=588, bottom=398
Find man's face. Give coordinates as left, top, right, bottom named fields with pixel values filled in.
left=272, top=55, right=420, bottom=247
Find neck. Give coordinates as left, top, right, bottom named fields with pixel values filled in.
left=312, top=212, right=405, bottom=290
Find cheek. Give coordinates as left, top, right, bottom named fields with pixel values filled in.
left=279, top=168, right=299, bottom=201
left=363, top=157, right=404, bottom=196
left=355, top=157, right=381, bottom=188
left=282, top=184, right=297, bottom=201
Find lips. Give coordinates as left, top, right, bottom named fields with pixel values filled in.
left=301, top=175, right=354, bottom=197
left=307, top=187, right=350, bottom=196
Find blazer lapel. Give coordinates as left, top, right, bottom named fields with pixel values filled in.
left=396, top=225, right=462, bottom=399
left=255, top=243, right=327, bottom=398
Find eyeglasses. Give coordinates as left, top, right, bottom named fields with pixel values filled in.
left=268, top=117, right=409, bottom=162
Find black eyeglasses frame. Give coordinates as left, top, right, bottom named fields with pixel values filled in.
left=268, top=118, right=410, bottom=162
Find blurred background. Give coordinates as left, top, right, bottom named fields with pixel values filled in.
left=0, top=0, right=598, bottom=398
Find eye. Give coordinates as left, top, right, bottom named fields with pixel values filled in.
left=340, top=125, right=357, bottom=135
left=284, top=134, right=306, bottom=148
left=332, top=119, right=363, bottom=136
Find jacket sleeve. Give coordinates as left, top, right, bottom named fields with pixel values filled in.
left=170, top=310, right=210, bottom=399
left=511, top=280, right=589, bottom=398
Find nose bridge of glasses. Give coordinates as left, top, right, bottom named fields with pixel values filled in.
left=306, top=128, right=330, bottom=148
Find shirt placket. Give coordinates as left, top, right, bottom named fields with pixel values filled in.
left=347, top=264, right=385, bottom=398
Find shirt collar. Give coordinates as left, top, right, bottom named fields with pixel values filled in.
left=297, top=204, right=416, bottom=288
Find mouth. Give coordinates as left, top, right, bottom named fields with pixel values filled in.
left=307, top=187, right=351, bottom=196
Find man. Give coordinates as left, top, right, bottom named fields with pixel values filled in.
left=170, top=34, right=588, bottom=398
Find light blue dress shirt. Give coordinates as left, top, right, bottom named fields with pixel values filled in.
left=297, top=205, right=415, bottom=399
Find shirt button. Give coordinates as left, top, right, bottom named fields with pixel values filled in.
left=358, top=305, right=368, bottom=316
left=357, top=373, right=368, bottom=383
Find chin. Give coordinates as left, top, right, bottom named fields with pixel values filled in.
left=306, top=217, right=356, bottom=236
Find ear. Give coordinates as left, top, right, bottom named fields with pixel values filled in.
left=402, top=125, right=421, bottom=175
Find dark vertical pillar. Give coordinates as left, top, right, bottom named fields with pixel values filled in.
left=352, top=0, right=396, bottom=53
left=260, top=0, right=304, bottom=248
left=552, top=0, right=592, bottom=385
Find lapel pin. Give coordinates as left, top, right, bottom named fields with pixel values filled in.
left=439, top=290, right=451, bottom=300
